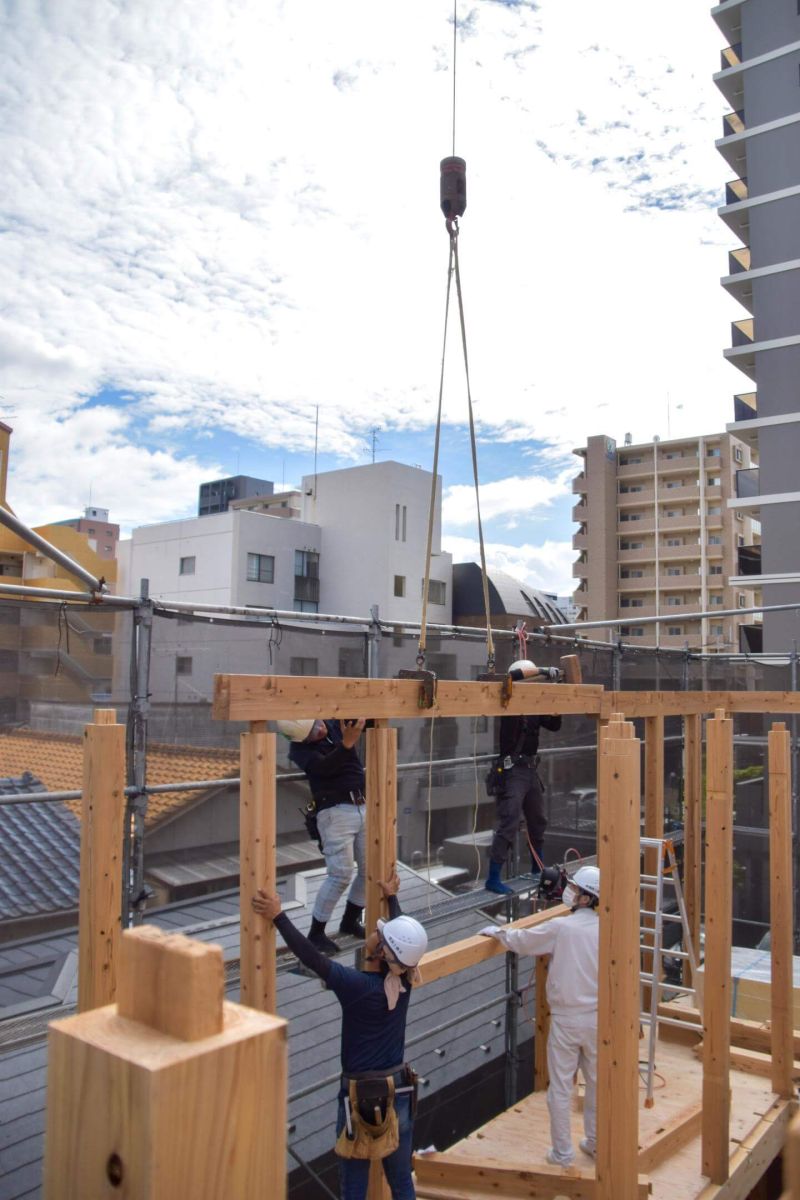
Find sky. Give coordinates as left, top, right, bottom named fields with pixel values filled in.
left=0, top=0, right=741, bottom=597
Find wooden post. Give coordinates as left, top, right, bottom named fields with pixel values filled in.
left=239, top=723, right=276, bottom=1012
left=768, top=721, right=794, bottom=1099
left=534, top=955, right=551, bottom=1092
left=596, top=717, right=641, bottom=1200
left=78, top=711, right=126, bottom=1012
left=365, top=724, right=398, bottom=934
left=642, top=714, right=665, bottom=1011
left=702, top=708, right=733, bottom=1184
left=44, top=927, right=287, bottom=1200
left=784, top=1110, right=800, bottom=1198
left=683, top=713, right=702, bottom=989
left=365, top=723, right=397, bottom=1200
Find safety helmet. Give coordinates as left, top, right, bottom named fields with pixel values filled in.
left=276, top=719, right=316, bottom=743
left=377, top=915, right=428, bottom=968
left=508, top=659, right=537, bottom=680
left=571, top=865, right=600, bottom=899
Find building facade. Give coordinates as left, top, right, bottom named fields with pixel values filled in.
left=121, top=461, right=453, bottom=626
left=571, top=433, right=760, bottom=650
left=197, top=475, right=274, bottom=516
left=714, top=0, right=800, bottom=650
left=52, top=506, right=119, bottom=561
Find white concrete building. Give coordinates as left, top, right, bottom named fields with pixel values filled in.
left=119, top=461, right=452, bottom=625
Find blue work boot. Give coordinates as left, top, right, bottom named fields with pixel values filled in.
left=485, top=861, right=513, bottom=895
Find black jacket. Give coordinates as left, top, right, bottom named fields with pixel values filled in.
left=498, top=714, right=561, bottom=758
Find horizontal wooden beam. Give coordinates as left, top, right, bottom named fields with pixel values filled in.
left=693, top=1041, right=800, bottom=1081
left=637, top=1103, right=702, bottom=1173
left=413, top=1153, right=651, bottom=1199
left=417, top=906, right=568, bottom=986
left=213, top=674, right=800, bottom=724
left=213, top=675, right=604, bottom=722
left=657, top=1003, right=800, bottom=1059
left=695, top=1099, right=795, bottom=1200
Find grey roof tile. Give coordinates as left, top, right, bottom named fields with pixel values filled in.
left=0, top=777, right=80, bottom=924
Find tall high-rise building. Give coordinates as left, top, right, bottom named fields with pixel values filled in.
left=714, top=0, right=800, bottom=650
left=572, top=433, right=761, bottom=650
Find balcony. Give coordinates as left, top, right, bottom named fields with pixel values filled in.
left=734, top=392, right=757, bottom=422
left=659, top=543, right=701, bottom=562
left=659, top=573, right=702, bottom=591
left=572, top=503, right=588, bottom=522
left=571, top=474, right=586, bottom=494
left=657, top=454, right=699, bottom=476
left=720, top=179, right=750, bottom=243
left=731, top=318, right=753, bottom=347
left=737, top=545, right=761, bottom=576
left=728, top=247, right=750, bottom=275
left=720, top=43, right=742, bottom=71
left=725, top=176, right=747, bottom=205
left=722, top=110, right=745, bottom=138
left=618, top=603, right=657, bottom=619
left=572, top=560, right=588, bottom=579
left=618, top=546, right=654, bottom=564
left=736, top=466, right=759, bottom=500
left=617, top=517, right=655, bottom=535
left=618, top=487, right=655, bottom=506
left=617, top=575, right=655, bottom=592
left=712, top=0, right=743, bottom=46
left=656, top=484, right=700, bottom=504
left=617, top=461, right=651, bottom=479
left=572, top=531, right=588, bottom=552
left=659, top=513, right=700, bottom=532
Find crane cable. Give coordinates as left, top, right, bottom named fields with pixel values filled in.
left=417, top=0, right=496, bottom=674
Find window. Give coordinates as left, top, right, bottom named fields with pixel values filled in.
left=247, top=552, right=274, bottom=583
left=666, top=597, right=683, bottom=606
left=735, top=510, right=744, bottom=521
left=708, top=536, right=722, bottom=546
left=620, top=598, right=643, bottom=608
left=620, top=513, right=642, bottom=522
left=665, top=509, right=682, bottom=518
left=621, top=456, right=642, bottom=465
left=709, top=565, right=723, bottom=575
left=666, top=538, right=683, bottom=547
left=712, top=624, right=724, bottom=636
left=87, top=526, right=96, bottom=535
left=620, top=540, right=644, bottom=550
left=665, top=452, right=682, bottom=460
left=665, top=481, right=683, bottom=490
left=707, top=505, right=721, bottom=516
left=395, top=504, right=407, bottom=542
left=667, top=626, right=682, bottom=636
left=422, top=579, right=447, bottom=606
left=710, top=595, right=723, bottom=606
left=290, top=657, right=318, bottom=676
left=179, top=556, right=196, bottom=575
left=707, top=476, right=720, bottom=486
left=394, top=575, right=406, bottom=597
left=176, top=656, right=193, bottom=675
left=620, top=569, right=643, bottom=579
left=104, top=545, right=113, bottom=553
left=737, top=534, right=745, bottom=547
left=620, top=626, right=644, bottom=637
left=619, top=484, right=643, bottom=494
left=734, top=446, right=743, bottom=464
left=666, top=567, right=682, bottom=576
left=738, top=593, right=747, bottom=608
left=707, top=447, right=721, bottom=458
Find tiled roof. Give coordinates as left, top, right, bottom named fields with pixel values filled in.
left=0, top=774, right=80, bottom=921
left=0, top=730, right=239, bottom=828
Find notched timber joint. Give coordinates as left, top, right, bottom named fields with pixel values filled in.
left=397, top=668, right=437, bottom=709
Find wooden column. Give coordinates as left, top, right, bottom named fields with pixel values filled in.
left=642, top=714, right=665, bottom=1010
left=768, top=721, right=794, bottom=1099
left=239, top=723, right=276, bottom=1012
left=534, top=955, right=551, bottom=1092
left=366, top=723, right=397, bottom=1200
left=44, top=926, right=287, bottom=1200
left=596, top=716, right=641, bottom=1200
left=784, top=1110, right=800, bottom=1198
left=365, top=724, right=398, bottom=934
left=683, top=713, right=702, bottom=989
left=702, top=708, right=733, bottom=1184
left=78, top=710, right=126, bottom=1012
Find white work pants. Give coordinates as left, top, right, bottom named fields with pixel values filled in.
left=546, top=1009, right=597, bottom=1165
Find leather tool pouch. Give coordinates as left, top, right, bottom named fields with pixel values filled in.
left=335, top=1077, right=399, bottom=1160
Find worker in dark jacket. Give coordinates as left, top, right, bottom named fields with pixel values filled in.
left=278, top=717, right=367, bottom=953
left=485, top=664, right=562, bottom=894
left=252, top=873, right=427, bottom=1200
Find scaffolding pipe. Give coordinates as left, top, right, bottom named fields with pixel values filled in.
left=544, top=599, right=800, bottom=633
left=0, top=581, right=134, bottom=605
left=0, top=507, right=108, bottom=594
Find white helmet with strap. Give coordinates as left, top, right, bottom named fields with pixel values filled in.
left=377, top=915, right=428, bottom=967
left=276, top=719, right=316, bottom=743
left=508, top=659, right=538, bottom=680
left=572, top=865, right=600, bottom=899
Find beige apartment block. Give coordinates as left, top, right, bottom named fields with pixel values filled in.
left=572, top=433, right=762, bottom=651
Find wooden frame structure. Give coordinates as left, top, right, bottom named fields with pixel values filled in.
left=60, top=677, right=799, bottom=1199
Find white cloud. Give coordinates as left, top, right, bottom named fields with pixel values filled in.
left=444, top=533, right=576, bottom=596
left=443, top=471, right=571, bottom=527
left=0, top=0, right=739, bottom=525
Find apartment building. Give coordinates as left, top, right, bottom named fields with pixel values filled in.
left=572, top=433, right=761, bottom=650
left=713, top=0, right=800, bottom=651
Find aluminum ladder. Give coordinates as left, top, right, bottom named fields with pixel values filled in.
left=638, top=834, right=702, bottom=1106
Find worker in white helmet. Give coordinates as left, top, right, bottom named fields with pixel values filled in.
left=480, top=864, right=600, bottom=1167
left=277, top=717, right=368, bottom=953
left=253, top=872, right=427, bottom=1199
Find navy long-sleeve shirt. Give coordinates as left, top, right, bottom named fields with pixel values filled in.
left=274, top=895, right=409, bottom=1074
left=498, top=714, right=561, bottom=758
left=288, top=719, right=365, bottom=802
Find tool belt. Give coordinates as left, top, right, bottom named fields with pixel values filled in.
left=313, top=789, right=366, bottom=812
left=335, top=1065, right=417, bottom=1161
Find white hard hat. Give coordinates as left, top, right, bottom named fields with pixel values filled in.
left=508, top=659, right=537, bottom=679
left=276, top=719, right=316, bottom=743
left=377, top=915, right=428, bottom=968
left=572, top=865, right=600, bottom=899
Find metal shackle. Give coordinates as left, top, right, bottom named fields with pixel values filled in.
left=440, top=156, right=467, bottom=225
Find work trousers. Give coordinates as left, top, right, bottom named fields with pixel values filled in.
left=314, top=803, right=367, bottom=923
left=336, top=1092, right=415, bottom=1199
left=489, top=760, right=546, bottom=866
left=546, top=1009, right=597, bottom=1166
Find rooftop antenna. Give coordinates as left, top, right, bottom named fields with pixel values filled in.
left=370, top=427, right=381, bottom=463
left=312, top=405, right=319, bottom=498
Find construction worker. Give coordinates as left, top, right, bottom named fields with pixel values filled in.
left=278, top=717, right=368, bottom=953
left=485, top=660, right=562, bottom=894
left=252, top=872, right=427, bottom=1200
left=480, top=864, right=600, bottom=1167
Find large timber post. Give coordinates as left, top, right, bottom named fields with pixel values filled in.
left=596, top=713, right=641, bottom=1200
left=768, top=721, right=794, bottom=1099
left=239, top=722, right=277, bottom=1012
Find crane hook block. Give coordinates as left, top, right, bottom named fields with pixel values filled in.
left=440, top=156, right=467, bottom=225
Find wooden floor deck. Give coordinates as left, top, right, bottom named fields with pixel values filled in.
left=414, top=1040, right=797, bottom=1199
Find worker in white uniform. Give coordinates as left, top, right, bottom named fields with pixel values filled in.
left=480, top=864, right=600, bottom=1167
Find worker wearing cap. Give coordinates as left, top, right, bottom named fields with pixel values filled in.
left=485, top=659, right=562, bottom=895
left=253, top=873, right=427, bottom=1200
left=480, top=865, right=600, bottom=1167
left=278, top=717, right=368, bottom=953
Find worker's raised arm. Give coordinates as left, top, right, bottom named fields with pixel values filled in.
left=480, top=919, right=560, bottom=958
